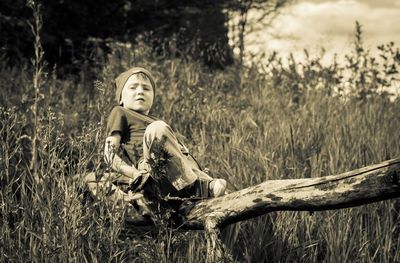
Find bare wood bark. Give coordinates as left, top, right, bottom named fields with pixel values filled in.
left=184, top=158, right=400, bottom=229
left=185, top=158, right=400, bottom=261
left=204, top=216, right=225, bottom=263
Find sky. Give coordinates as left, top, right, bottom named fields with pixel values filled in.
left=238, top=0, right=400, bottom=64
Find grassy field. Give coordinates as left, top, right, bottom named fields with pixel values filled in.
left=1, top=28, right=400, bottom=262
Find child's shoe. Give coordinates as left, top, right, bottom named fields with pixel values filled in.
left=209, top=179, right=227, bottom=197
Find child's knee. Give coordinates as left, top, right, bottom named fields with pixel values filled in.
left=145, top=120, right=171, bottom=139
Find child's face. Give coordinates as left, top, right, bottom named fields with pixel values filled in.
left=120, top=74, right=154, bottom=114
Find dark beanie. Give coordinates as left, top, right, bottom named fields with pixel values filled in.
left=115, top=67, right=156, bottom=104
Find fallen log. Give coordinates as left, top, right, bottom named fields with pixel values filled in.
left=184, top=158, right=400, bottom=229
left=79, top=158, right=400, bottom=262
left=182, top=158, right=400, bottom=262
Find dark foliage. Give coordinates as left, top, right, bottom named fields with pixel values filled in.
left=0, top=0, right=233, bottom=72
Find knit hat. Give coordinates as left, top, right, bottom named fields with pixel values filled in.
left=115, top=67, right=156, bottom=104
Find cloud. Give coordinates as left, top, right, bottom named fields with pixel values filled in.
left=304, top=0, right=400, bottom=9
left=244, top=0, right=400, bottom=62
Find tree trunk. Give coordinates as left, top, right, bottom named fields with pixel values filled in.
left=237, top=6, right=248, bottom=65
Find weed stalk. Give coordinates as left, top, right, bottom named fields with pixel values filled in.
left=27, top=0, right=45, bottom=182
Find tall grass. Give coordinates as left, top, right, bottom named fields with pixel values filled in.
left=1, top=17, right=400, bottom=262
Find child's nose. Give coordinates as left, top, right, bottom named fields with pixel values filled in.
left=136, top=85, right=144, bottom=94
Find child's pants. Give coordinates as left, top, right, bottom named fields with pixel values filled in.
left=138, top=120, right=212, bottom=196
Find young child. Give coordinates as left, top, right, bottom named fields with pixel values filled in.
left=102, top=67, right=226, bottom=203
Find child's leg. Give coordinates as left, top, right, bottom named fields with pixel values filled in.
left=84, top=172, right=130, bottom=202
left=84, top=172, right=152, bottom=216
left=142, top=121, right=226, bottom=197
left=142, top=120, right=198, bottom=191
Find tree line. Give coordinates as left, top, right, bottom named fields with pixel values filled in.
left=0, top=0, right=289, bottom=71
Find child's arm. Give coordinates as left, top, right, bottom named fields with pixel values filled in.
left=104, top=131, right=141, bottom=183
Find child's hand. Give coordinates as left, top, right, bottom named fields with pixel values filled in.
left=126, top=191, right=144, bottom=201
